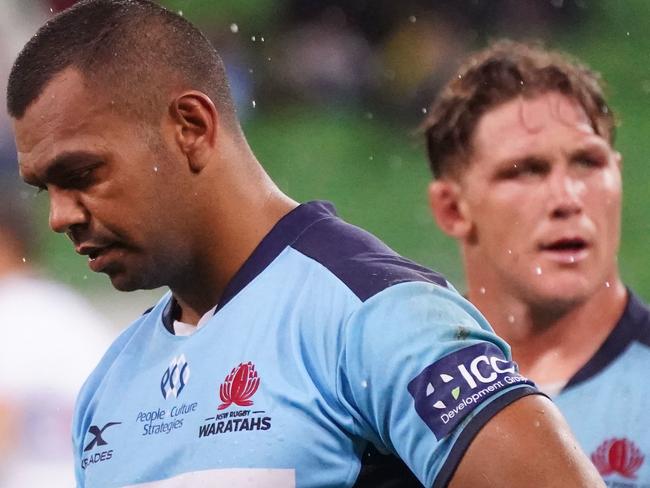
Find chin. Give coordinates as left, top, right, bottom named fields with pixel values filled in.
left=520, top=279, right=596, bottom=312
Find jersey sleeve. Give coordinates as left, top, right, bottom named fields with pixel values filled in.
left=337, top=281, right=540, bottom=487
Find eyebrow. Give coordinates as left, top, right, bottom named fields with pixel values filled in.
left=24, top=151, right=104, bottom=187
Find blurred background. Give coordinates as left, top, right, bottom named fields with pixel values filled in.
left=1, top=0, right=650, bottom=329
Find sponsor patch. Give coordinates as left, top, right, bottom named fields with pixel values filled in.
left=407, top=343, right=533, bottom=439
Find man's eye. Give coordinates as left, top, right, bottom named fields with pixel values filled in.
left=66, top=168, right=94, bottom=187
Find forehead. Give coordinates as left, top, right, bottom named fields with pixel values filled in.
left=13, top=67, right=127, bottom=179
left=470, top=92, right=597, bottom=163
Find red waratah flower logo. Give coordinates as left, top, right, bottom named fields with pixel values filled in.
left=591, top=438, right=644, bottom=479
left=218, top=362, right=261, bottom=410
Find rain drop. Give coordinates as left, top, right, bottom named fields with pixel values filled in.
left=535, top=266, right=542, bottom=275
left=230, top=23, right=239, bottom=34
left=626, top=31, right=630, bottom=37
left=251, top=100, right=256, bottom=108
left=507, top=315, right=515, bottom=324
left=360, top=380, right=368, bottom=389
left=21, top=257, right=26, bottom=263
left=569, top=255, right=575, bottom=263
left=408, top=15, right=417, bottom=23
left=153, top=166, right=159, bottom=172
left=605, top=281, right=611, bottom=288
left=248, top=68, right=254, bottom=74
left=507, top=249, right=513, bottom=255
left=251, top=35, right=256, bottom=42
left=369, top=155, right=374, bottom=161
left=479, top=287, right=486, bottom=295
left=260, top=37, right=265, bottom=42
left=49, top=7, right=54, bottom=13
left=178, top=10, right=183, bottom=17
left=421, top=107, right=428, bottom=114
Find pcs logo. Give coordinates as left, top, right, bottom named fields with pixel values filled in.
left=81, top=422, right=121, bottom=470
left=408, top=343, right=534, bottom=439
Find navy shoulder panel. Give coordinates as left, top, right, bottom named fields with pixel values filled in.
left=567, top=291, right=650, bottom=389
left=291, top=213, right=447, bottom=302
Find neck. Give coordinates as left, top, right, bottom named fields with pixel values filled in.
left=467, top=273, right=627, bottom=386
left=170, top=147, right=298, bottom=325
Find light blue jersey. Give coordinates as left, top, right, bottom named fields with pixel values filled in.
left=73, top=201, right=538, bottom=487
left=555, top=293, right=650, bottom=488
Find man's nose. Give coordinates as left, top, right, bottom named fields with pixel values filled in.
left=548, top=171, right=583, bottom=219
left=48, top=188, right=89, bottom=234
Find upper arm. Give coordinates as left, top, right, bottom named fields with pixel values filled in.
left=448, top=394, right=604, bottom=488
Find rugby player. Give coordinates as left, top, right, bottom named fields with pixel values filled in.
left=425, top=40, right=650, bottom=484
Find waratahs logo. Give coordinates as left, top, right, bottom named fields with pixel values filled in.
left=161, top=354, right=191, bottom=399
left=198, top=361, right=271, bottom=438
left=219, top=361, right=260, bottom=409
left=408, top=343, right=534, bottom=439
left=591, top=438, right=645, bottom=480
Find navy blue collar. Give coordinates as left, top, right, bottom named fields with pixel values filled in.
left=162, top=201, right=337, bottom=332
left=565, top=290, right=650, bottom=390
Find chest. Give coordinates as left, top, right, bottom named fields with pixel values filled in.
left=78, top=327, right=359, bottom=487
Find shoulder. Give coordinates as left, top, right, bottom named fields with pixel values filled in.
left=289, top=204, right=448, bottom=302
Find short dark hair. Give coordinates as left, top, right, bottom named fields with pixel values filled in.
left=422, top=40, right=615, bottom=178
left=7, top=0, right=239, bottom=129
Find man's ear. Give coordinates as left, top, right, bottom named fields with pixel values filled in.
left=428, top=179, right=473, bottom=239
left=168, top=91, right=217, bottom=173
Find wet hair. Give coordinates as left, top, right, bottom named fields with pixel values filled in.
left=422, top=40, right=615, bottom=178
left=6, top=0, right=239, bottom=130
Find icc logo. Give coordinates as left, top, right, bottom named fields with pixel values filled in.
left=218, top=361, right=260, bottom=410
left=591, top=438, right=644, bottom=479
left=161, top=354, right=191, bottom=399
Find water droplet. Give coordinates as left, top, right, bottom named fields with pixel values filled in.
left=569, top=255, right=575, bottom=263
left=507, top=249, right=513, bottom=255
left=83, top=275, right=88, bottom=280
left=360, top=380, right=368, bottom=388
left=153, top=166, right=159, bottom=172
left=251, top=35, right=256, bottom=42
left=408, top=15, right=417, bottom=23
left=535, top=266, right=542, bottom=275
left=260, top=37, right=265, bottom=42
left=178, top=10, right=183, bottom=16
left=251, top=100, right=256, bottom=108
left=421, top=107, right=428, bottom=114
left=605, top=281, right=611, bottom=288
left=369, top=155, right=374, bottom=161
left=49, top=7, right=54, bottom=13
left=626, top=31, right=631, bottom=37
left=21, top=257, right=26, bottom=263
left=534, top=420, right=541, bottom=427
left=267, top=57, right=272, bottom=61
left=230, top=23, right=239, bottom=34
left=507, top=315, right=515, bottom=324
left=248, top=68, right=254, bottom=74
left=479, top=287, right=486, bottom=295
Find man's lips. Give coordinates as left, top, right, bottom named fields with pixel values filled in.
left=538, top=237, right=590, bottom=263
left=75, top=243, right=118, bottom=271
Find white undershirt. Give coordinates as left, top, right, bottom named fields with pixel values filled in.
left=173, top=304, right=218, bottom=336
